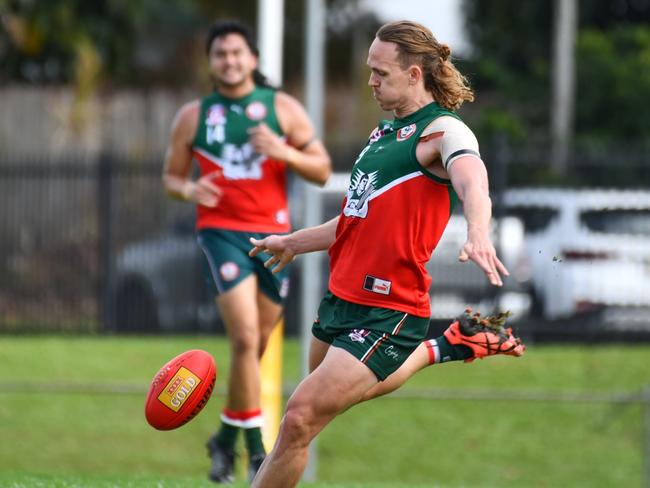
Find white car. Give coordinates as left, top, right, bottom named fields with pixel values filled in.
left=504, top=188, right=650, bottom=326
left=425, top=213, right=530, bottom=319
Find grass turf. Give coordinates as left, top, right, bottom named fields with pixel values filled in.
left=1, top=335, right=647, bottom=486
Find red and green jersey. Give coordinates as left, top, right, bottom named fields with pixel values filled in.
left=191, top=87, right=290, bottom=233
left=328, top=102, right=460, bottom=317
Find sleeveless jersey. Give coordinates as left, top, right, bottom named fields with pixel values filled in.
left=328, top=102, right=461, bottom=317
left=191, top=87, right=290, bottom=233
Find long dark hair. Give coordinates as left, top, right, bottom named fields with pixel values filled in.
left=205, top=20, right=274, bottom=89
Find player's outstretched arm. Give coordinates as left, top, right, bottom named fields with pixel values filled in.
left=448, top=156, right=509, bottom=286
left=417, top=117, right=506, bottom=286
left=249, top=216, right=339, bottom=273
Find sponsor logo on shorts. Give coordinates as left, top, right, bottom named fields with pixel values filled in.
left=246, top=101, right=267, bottom=121
left=384, top=345, right=400, bottom=361
left=158, top=367, right=201, bottom=412
left=397, top=123, right=416, bottom=141
left=220, top=262, right=239, bottom=281
left=363, top=275, right=391, bottom=295
left=349, top=328, right=370, bottom=343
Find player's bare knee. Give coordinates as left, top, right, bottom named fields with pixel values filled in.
left=229, top=328, right=260, bottom=356
left=280, top=405, right=316, bottom=447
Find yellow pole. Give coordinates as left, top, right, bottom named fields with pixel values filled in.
left=259, top=318, right=283, bottom=452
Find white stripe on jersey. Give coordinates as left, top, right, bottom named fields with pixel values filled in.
left=365, top=171, right=423, bottom=204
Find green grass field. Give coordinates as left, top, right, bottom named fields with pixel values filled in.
left=1, top=336, right=648, bottom=487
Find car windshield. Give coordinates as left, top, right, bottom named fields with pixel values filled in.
left=581, top=209, right=650, bottom=236
left=506, top=206, right=559, bottom=234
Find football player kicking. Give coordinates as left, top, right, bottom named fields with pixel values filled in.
left=248, top=20, right=524, bottom=488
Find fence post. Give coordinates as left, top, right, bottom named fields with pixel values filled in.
left=97, top=152, right=115, bottom=332
left=641, top=385, right=650, bottom=488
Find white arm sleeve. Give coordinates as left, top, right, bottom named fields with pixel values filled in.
left=421, top=116, right=481, bottom=170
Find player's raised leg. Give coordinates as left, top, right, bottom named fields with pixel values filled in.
left=360, top=340, right=431, bottom=401
left=251, top=346, right=378, bottom=488
left=362, top=308, right=526, bottom=401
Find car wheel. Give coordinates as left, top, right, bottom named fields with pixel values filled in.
left=114, top=278, right=159, bottom=333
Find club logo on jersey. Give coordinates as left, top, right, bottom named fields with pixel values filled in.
left=245, top=101, right=267, bottom=121
left=343, top=169, right=379, bottom=218
left=207, top=104, right=226, bottom=125
left=349, top=329, right=371, bottom=343
left=363, top=275, right=392, bottom=295
left=206, top=104, right=227, bottom=144
left=220, top=262, right=240, bottom=281
left=397, top=123, right=416, bottom=142
left=369, top=123, right=393, bottom=144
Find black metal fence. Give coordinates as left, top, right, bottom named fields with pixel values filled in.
left=1, top=142, right=649, bottom=337
left=0, top=155, right=189, bottom=333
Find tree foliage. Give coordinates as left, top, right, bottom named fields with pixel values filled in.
left=0, top=0, right=240, bottom=87
left=0, top=0, right=376, bottom=90
left=462, top=0, right=650, bottom=143
left=5, top=0, right=650, bottom=146
left=576, top=25, right=650, bottom=141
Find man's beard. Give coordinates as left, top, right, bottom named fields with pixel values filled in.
left=214, top=71, right=249, bottom=89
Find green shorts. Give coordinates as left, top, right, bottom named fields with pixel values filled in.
left=312, top=291, right=430, bottom=381
left=197, top=228, right=289, bottom=304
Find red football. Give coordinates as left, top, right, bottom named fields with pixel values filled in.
left=145, top=349, right=217, bottom=431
